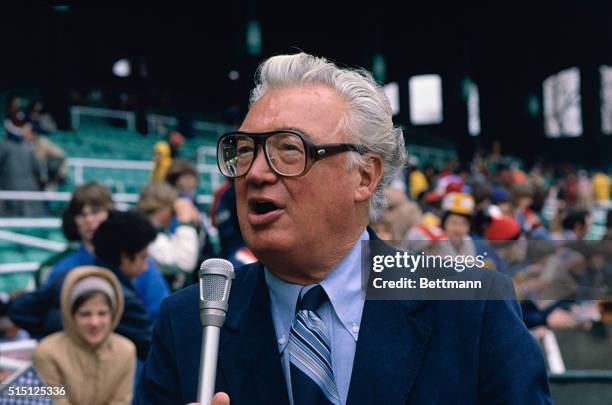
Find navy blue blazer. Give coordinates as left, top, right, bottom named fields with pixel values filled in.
left=136, top=257, right=552, bottom=404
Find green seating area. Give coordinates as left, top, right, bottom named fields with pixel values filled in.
left=50, top=124, right=223, bottom=198
left=407, top=144, right=457, bottom=166
left=52, top=126, right=216, bottom=162
left=0, top=227, right=67, bottom=271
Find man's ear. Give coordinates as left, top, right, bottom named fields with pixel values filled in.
left=355, top=155, right=384, bottom=203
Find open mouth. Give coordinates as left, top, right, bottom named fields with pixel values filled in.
left=253, top=201, right=280, bottom=215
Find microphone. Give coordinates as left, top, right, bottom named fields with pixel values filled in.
left=197, top=258, right=235, bottom=405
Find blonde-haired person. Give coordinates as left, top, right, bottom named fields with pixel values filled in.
left=32, top=266, right=136, bottom=405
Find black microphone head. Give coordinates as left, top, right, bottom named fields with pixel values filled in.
left=198, top=258, right=235, bottom=327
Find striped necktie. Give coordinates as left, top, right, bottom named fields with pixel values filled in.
left=289, top=284, right=340, bottom=405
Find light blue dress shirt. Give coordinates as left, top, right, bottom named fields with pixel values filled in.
left=264, top=229, right=369, bottom=405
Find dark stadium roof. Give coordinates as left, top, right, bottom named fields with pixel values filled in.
left=2, top=1, right=612, bottom=164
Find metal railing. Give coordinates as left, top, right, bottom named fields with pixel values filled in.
left=0, top=190, right=213, bottom=205
left=146, top=113, right=233, bottom=138
left=540, top=328, right=612, bottom=384
left=70, top=105, right=136, bottom=131
left=66, top=156, right=223, bottom=195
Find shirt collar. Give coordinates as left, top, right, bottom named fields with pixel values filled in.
left=264, top=228, right=368, bottom=346
left=319, top=228, right=368, bottom=340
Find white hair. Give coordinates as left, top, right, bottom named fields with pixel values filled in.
left=250, top=52, right=407, bottom=220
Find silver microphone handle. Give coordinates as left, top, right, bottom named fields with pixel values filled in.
left=196, top=258, right=234, bottom=405
left=197, top=325, right=221, bottom=405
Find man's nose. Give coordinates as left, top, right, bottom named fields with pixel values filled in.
left=245, top=146, right=278, bottom=184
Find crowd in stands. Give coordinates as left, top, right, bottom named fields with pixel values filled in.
left=1, top=95, right=612, bottom=402
left=374, top=154, right=612, bottom=332
left=0, top=96, right=66, bottom=217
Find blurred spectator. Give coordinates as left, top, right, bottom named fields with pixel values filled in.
left=370, top=217, right=393, bottom=241
left=165, top=158, right=219, bottom=277
left=512, top=183, right=541, bottom=234
left=485, top=215, right=521, bottom=242
left=406, top=157, right=428, bottom=200
left=27, top=100, right=57, bottom=134
left=0, top=114, right=45, bottom=216
left=9, top=211, right=156, bottom=361
left=604, top=210, right=612, bottom=240
left=576, top=170, right=593, bottom=209
left=3, top=96, right=25, bottom=136
left=32, top=266, right=135, bottom=404
left=137, top=183, right=200, bottom=279
left=43, top=182, right=114, bottom=284
left=560, top=171, right=579, bottom=207
left=439, top=192, right=477, bottom=256
left=592, top=171, right=611, bottom=204
left=165, top=158, right=198, bottom=201
left=560, top=209, right=591, bottom=240
left=528, top=248, right=589, bottom=327
left=417, top=190, right=443, bottom=227
left=404, top=210, right=445, bottom=255
left=150, top=141, right=172, bottom=183
left=21, top=118, right=66, bottom=190
left=436, top=172, right=463, bottom=195
left=485, top=216, right=524, bottom=276
left=210, top=181, right=256, bottom=268
left=42, top=182, right=169, bottom=322
left=491, top=186, right=512, bottom=216
left=379, top=187, right=421, bottom=242
left=168, top=131, right=185, bottom=158
left=471, top=183, right=493, bottom=211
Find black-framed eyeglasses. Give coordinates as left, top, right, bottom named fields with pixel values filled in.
left=216, top=130, right=369, bottom=178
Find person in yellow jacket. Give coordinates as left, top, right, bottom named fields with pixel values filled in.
left=592, top=171, right=610, bottom=204
left=150, top=141, right=172, bottom=183
left=32, top=266, right=136, bottom=405
left=409, top=168, right=428, bottom=200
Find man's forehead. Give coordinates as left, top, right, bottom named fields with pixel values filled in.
left=240, top=85, right=348, bottom=141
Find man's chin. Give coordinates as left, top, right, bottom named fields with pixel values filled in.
left=244, top=231, right=296, bottom=258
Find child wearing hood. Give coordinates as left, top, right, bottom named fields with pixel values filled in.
left=32, top=266, right=136, bottom=405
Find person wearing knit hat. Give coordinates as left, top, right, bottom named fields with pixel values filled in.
left=485, top=216, right=521, bottom=241
left=491, top=187, right=510, bottom=204
left=418, top=191, right=443, bottom=227
left=68, top=276, right=117, bottom=313
left=490, top=186, right=513, bottom=217
left=441, top=192, right=474, bottom=237
left=440, top=192, right=477, bottom=257
left=485, top=216, right=527, bottom=277
left=436, top=173, right=463, bottom=195
left=32, top=266, right=136, bottom=405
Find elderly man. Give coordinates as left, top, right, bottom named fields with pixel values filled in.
left=136, top=53, right=551, bottom=405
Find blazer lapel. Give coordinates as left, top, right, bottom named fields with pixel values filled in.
left=346, top=299, right=432, bottom=405
left=217, top=264, right=290, bottom=405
